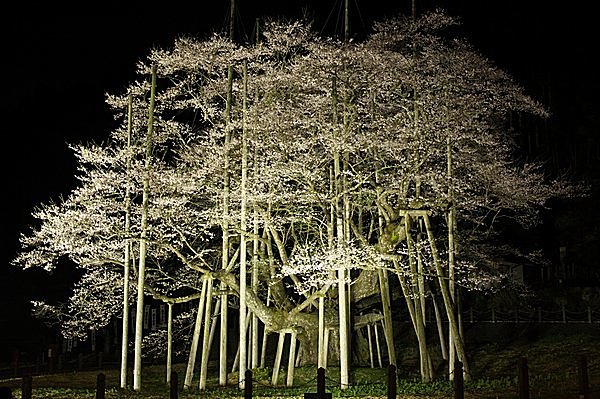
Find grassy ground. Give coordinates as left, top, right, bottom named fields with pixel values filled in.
left=1, top=324, right=599, bottom=398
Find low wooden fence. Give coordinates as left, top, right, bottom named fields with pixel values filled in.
left=414, top=306, right=600, bottom=325
left=462, top=305, right=599, bottom=324
left=0, top=351, right=114, bottom=380
left=7, top=356, right=595, bottom=399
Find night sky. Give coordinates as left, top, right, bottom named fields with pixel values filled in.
left=1, top=0, right=598, bottom=360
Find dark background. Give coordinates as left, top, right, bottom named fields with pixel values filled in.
left=1, top=0, right=598, bottom=363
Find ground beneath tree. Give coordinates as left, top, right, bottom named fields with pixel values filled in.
left=0, top=324, right=598, bottom=398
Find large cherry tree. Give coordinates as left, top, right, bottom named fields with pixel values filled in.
left=13, top=11, right=578, bottom=387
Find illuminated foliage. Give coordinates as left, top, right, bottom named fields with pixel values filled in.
left=13, top=10, right=580, bottom=383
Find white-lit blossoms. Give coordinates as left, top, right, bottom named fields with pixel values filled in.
left=12, top=10, right=582, bottom=376
left=282, top=242, right=386, bottom=295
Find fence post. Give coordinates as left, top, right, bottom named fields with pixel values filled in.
left=587, top=307, right=592, bottom=324
left=562, top=303, right=566, bottom=323
left=518, top=357, right=529, bottom=399
left=317, top=367, right=326, bottom=397
left=454, top=361, right=464, bottom=399
left=244, top=369, right=252, bottom=399
left=492, top=308, right=496, bottom=323
left=578, top=356, right=589, bottom=399
left=21, top=375, right=32, bottom=399
left=387, top=364, right=397, bottom=399
left=96, top=373, right=105, bottom=399
left=170, top=371, right=178, bottom=399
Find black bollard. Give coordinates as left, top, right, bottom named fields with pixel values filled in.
left=387, top=364, right=397, bottom=399
left=169, top=371, right=178, bottom=399
left=518, top=357, right=529, bottom=399
left=244, top=369, right=252, bottom=399
left=96, top=373, right=105, bottom=399
left=21, top=375, right=32, bottom=399
left=317, top=367, right=326, bottom=398
left=0, top=387, right=13, bottom=399
left=454, top=361, right=464, bottom=399
left=578, top=356, right=589, bottom=399
left=304, top=367, right=331, bottom=399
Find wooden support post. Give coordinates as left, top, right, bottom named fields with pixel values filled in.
left=21, top=375, right=32, bottom=399
left=578, top=356, right=589, bottom=399
left=367, top=324, right=374, bottom=368
left=244, top=369, right=253, bottom=399
left=387, top=364, right=396, bottom=399
left=170, top=371, right=178, bottom=399
left=454, top=361, right=464, bottom=399
left=96, top=373, right=106, bottom=399
left=518, top=357, right=529, bottom=399
left=286, top=332, right=297, bottom=387
left=271, top=332, right=286, bottom=385
left=323, top=329, right=330, bottom=369
left=374, top=322, right=383, bottom=368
